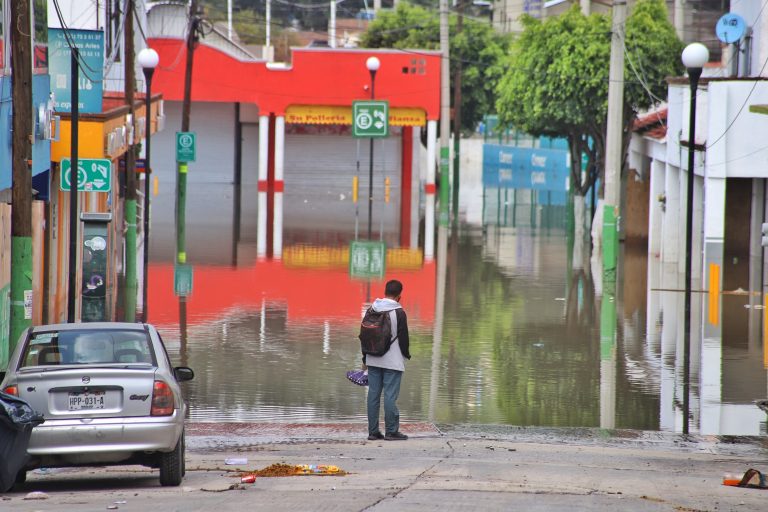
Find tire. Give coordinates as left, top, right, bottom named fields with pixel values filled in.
left=15, top=470, right=27, bottom=486
left=159, top=431, right=184, bottom=487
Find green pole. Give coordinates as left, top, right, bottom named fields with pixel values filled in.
left=9, top=237, right=32, bottom=359
left=124, top=199, right=137, bottom=321
left=439, top=147, right=450, bottom=226
left=452, top=136, right=460, bottom=223
left=176, top=163, right=188, bottom=264
left=603, top=204, right=618, bottom=281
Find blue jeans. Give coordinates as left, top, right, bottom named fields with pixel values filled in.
left=367, top=366, right=403, bottom=435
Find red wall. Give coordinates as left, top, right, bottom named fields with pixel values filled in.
left=149, top=39, right=441, bottom=119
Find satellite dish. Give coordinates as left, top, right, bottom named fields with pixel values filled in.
left=716, top=13, right=747, bottom=44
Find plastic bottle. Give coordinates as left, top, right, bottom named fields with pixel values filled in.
left=722, top=473, right=741, bottom=486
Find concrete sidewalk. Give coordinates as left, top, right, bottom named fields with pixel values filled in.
left=3, top=423, right=768, bottom=511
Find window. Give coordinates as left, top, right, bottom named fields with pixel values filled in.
left=21, top=329, right=155, bottom=367
left=33, top=0, right=47, bottom=71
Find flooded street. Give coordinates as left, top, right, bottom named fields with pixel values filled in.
left=144, top=171, right=767, bottom=435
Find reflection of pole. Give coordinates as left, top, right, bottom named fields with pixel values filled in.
left=179, top=299, right=188, bottom=367
left=68, top=48, right=80, bottom=323
left=428, top=226, right=449, bottom=422
left=599, top=279, right=617, bottom=429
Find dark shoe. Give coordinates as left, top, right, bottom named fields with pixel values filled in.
left=367, top=432, right=384, bottom=440
left=384, top=431, right=408, bottom=441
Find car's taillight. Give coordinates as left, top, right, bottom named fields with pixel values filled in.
left=3, top=385, right=18, bottom=396
left=150, top=380, right=174, bottom=416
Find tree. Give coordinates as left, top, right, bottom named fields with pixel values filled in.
left=362, top=2, right=510, bottom=135
left=496, top=0, right=682, bottom=199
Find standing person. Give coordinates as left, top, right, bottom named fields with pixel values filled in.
left=365, top=279, right=411, bottom=441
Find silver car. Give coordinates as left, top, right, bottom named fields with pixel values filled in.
left=0, top=322, right=194, bottom=487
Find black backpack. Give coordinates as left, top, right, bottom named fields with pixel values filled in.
left=359, top=308, right=398, bottom=356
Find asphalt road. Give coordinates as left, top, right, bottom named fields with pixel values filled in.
left=2, top=423, right=767, bottom=511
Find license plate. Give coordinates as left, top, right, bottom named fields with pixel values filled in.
left=68, top=391, right=106, bottom=411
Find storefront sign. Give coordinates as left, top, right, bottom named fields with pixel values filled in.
left=49, top=28, right=104, bottom=113
left=286, top=105, right=426, bottom=127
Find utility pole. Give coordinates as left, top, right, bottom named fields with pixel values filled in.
left=124, top=0, right=138, bottom=322
left=438, top=0, right=451, bottom=227
left=602, top=0, right=626, bottom=278
left=452, top=0, right=463, bottom=222
left=177, top=0, right=201, bottom=337
left=67, top=46, right=81, bottom=322
left=9, top=0, right=33, bottom=353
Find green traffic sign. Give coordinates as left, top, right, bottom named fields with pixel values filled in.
left=352, top=100, right=389, bottom=138
left=60, top=158, right=112, bottom=192
left=176, top=132, right=196, bottom=162
left=174, top=264, right=194, bottom=297
left=349, top=240, right=386, bottom=278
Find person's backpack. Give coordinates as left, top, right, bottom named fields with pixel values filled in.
left=359, top=308, right=398, bottom=356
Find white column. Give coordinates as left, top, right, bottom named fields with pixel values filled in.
left=703, top=176, right=725, bottom=290
left=257, top=114, right=269, bottom=257
left=424, top=120, right=437, bottom=260
left=410, top=126, right=421, bottom=249
left=661, top=164, right=680, bottom=265
left=329, top=1, right=336, bottom=48
left=648, top=159, right=664, bottom=259
left=273, top=116, right=285, bottom=259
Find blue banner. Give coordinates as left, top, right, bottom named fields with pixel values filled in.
left=483, top=144, right=570, bottom=192
left=49, top=28, right=103, bottom=114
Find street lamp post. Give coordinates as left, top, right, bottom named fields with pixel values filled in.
left=681, top=42, right=709, bottom=436
left=366, top=56, right=380, bottom=240
left=138, top=47, right=159, bottom=323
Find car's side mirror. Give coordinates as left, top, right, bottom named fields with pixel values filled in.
left=174, top=366, right=194, bottom=382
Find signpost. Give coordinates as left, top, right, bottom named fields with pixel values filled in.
left=176, top=132, right=196, bottom=162
left=352, top=101, right=389, bottom=138
left=349, top=240, right=386, bottom=278
left=60, top=158, right=112, bottom=192
left=174, top=264, right=194, bottom=297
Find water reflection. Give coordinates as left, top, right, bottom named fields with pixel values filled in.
left=146, top=181, right=768, bottom=434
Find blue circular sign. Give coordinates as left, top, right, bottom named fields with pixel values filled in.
left=716, top=13, right=746, bottom=44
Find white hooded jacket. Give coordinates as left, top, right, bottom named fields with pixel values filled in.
left=364, top=298, right=405, bottom=372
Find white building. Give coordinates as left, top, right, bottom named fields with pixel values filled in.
left=631, top=3, right=768, bottom=434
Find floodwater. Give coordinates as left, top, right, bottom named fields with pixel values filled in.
left=146, top=174, right=768, bottom=436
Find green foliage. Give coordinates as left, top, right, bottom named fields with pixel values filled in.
left=362, top=2, right=510, bottom=134
left=496, top=0, right=682, bottom=196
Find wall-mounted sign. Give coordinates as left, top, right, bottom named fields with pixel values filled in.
left=482, top=144, right=570, bottom=192
left=49, top=28, right=104, bottom=114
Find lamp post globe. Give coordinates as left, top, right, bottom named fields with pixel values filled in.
left=366, top=56, right=380, bottom=73
left=137, top=48, right=160, bottom=70
left=138, top=47, right=159, bottom=322
left=681, top=43, right=709, bottom=70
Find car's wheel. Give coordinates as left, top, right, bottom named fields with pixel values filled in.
left=15, top=470, right=27, bottom=486
left=159, top=432, right=184, bottom=486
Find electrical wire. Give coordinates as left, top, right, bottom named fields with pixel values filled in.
left=51, top=0, right=104, bottom=83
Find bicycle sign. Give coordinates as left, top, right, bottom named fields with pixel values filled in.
left=352, top=101, right=389, bottom=138
left=60, top=158, right=112, bottom=192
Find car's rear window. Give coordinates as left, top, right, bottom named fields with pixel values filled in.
left=20, top=329, right=155, bottom=367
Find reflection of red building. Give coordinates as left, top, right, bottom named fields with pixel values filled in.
left=149, top=260, right=435, bottom=328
